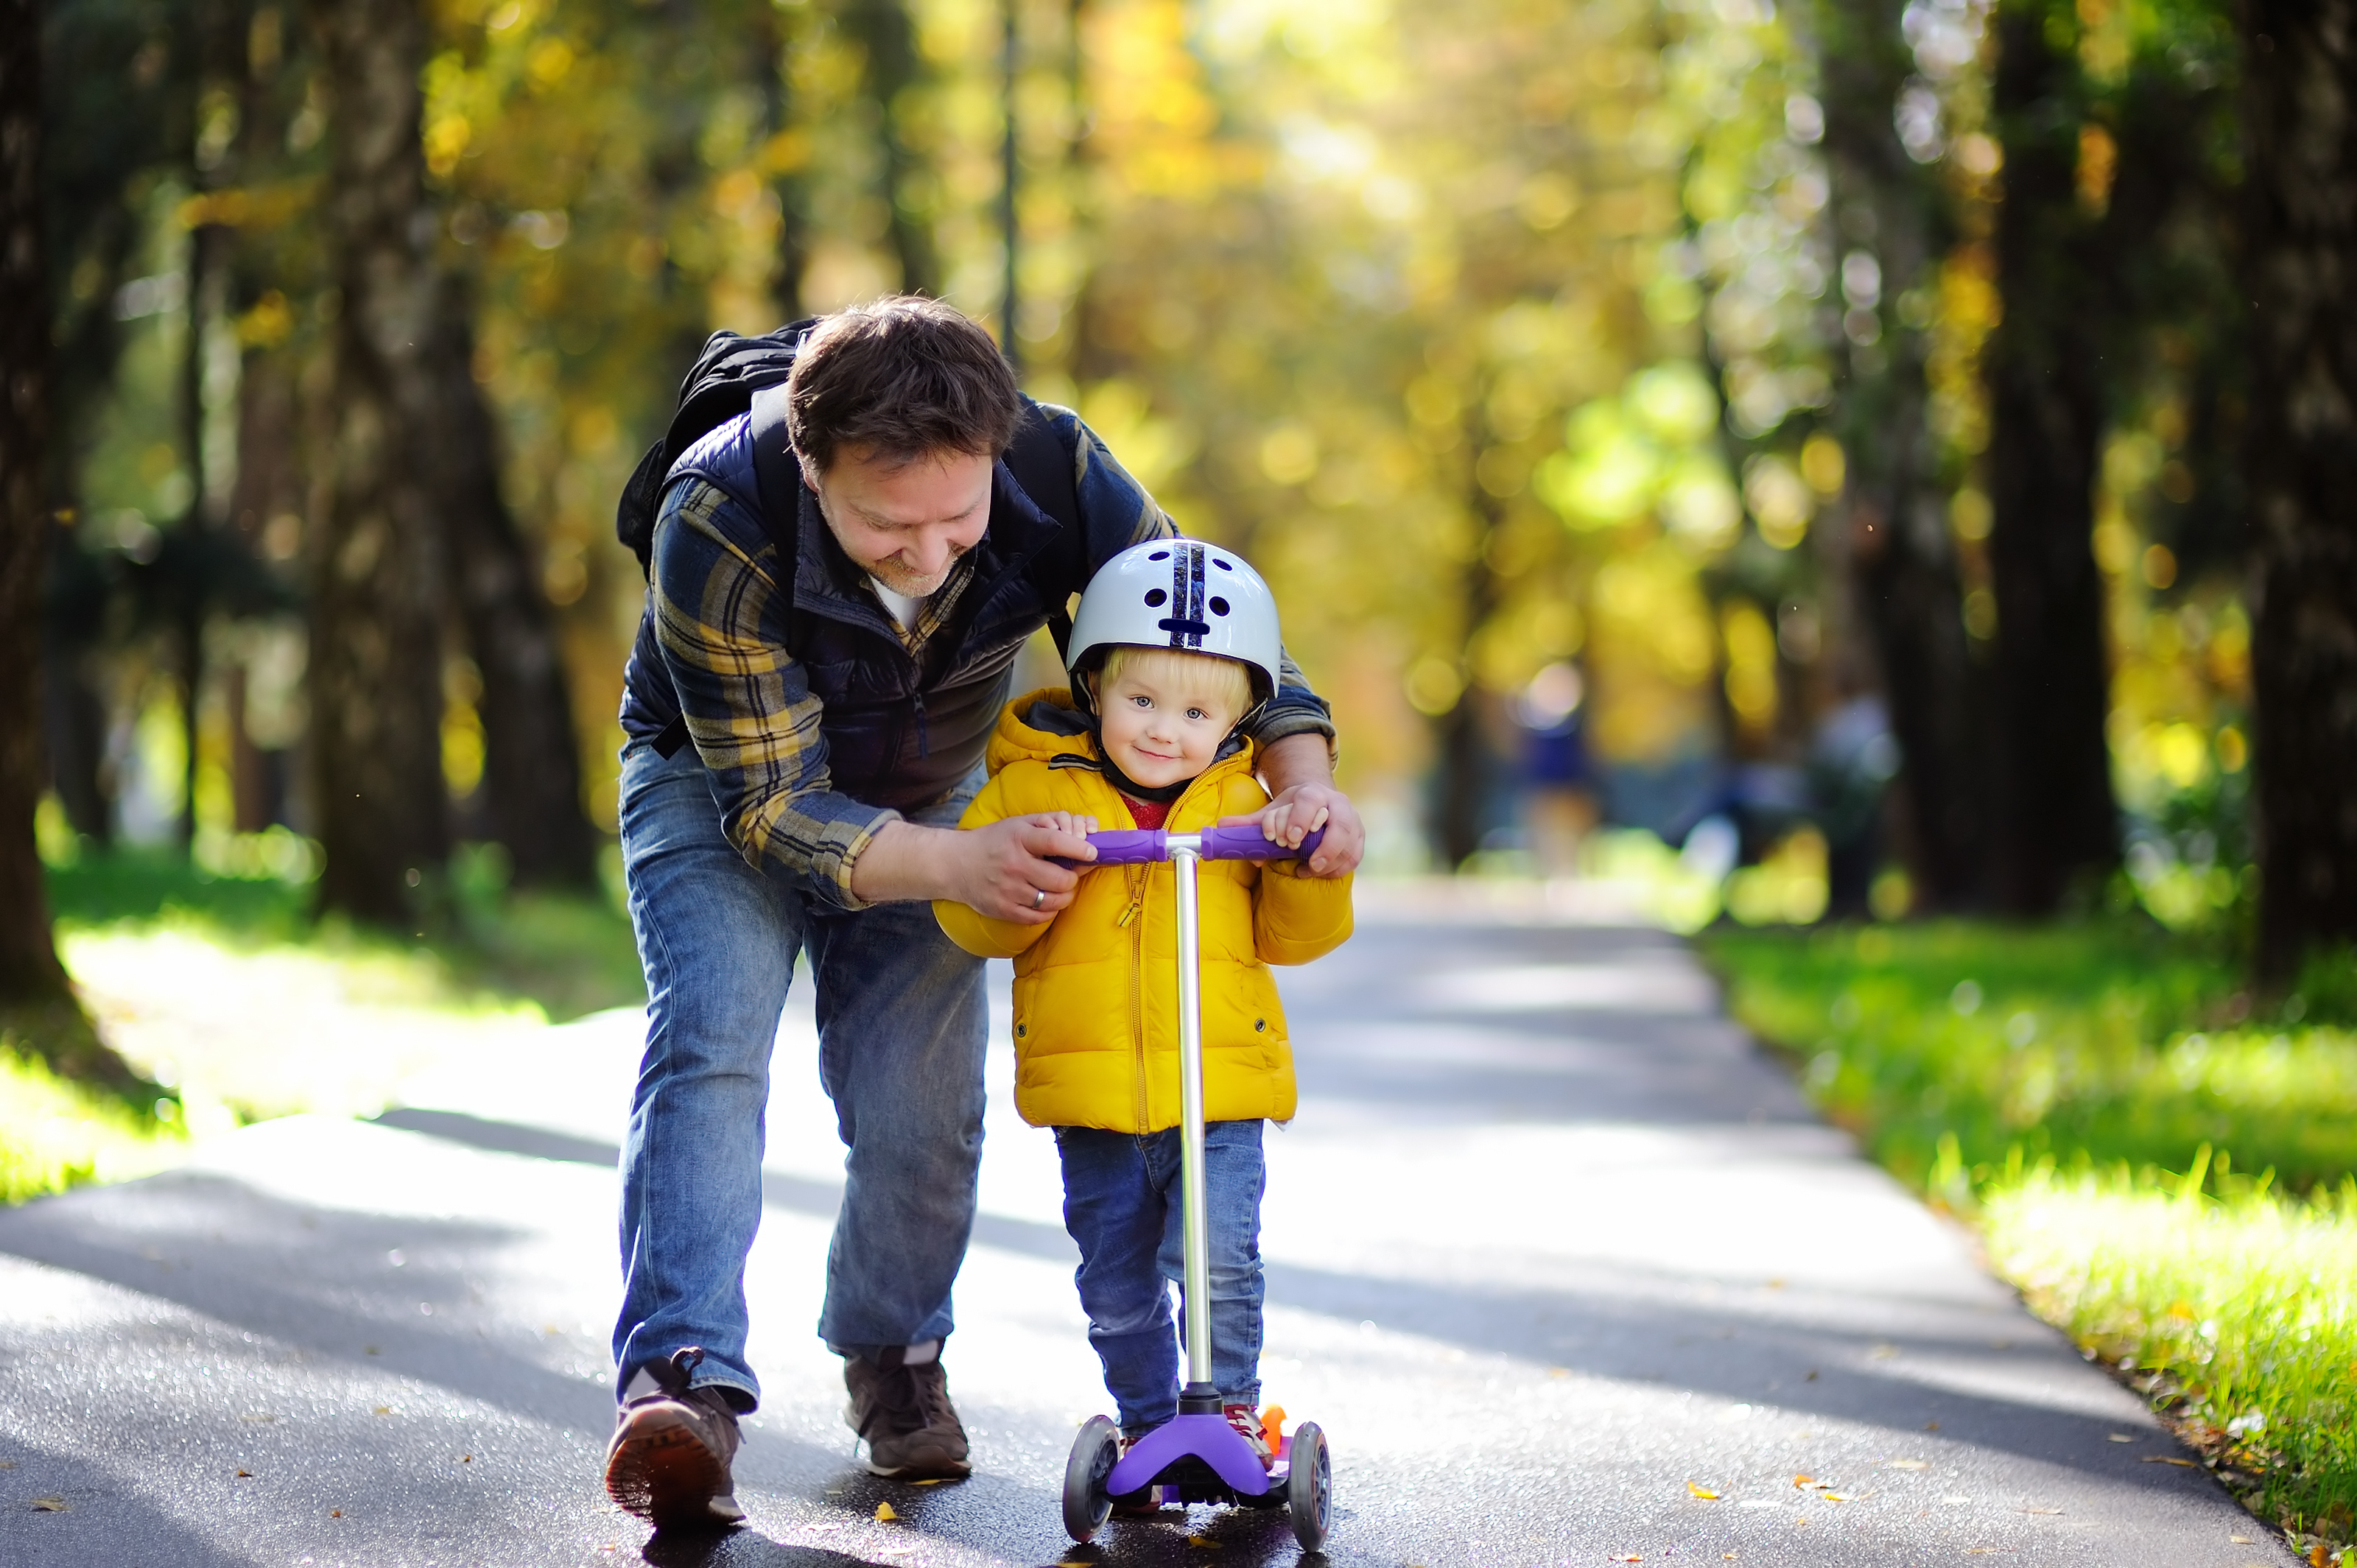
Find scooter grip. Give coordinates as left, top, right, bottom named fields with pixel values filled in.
left=1049, top=828, right=1166, bottom=870
left=1198, top=823, right=1327, bottom=862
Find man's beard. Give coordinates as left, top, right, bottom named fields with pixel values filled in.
left=868, top=545, right=966, bottom=599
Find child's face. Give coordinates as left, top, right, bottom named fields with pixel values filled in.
left=1095, top=664, right=1243, bottom=790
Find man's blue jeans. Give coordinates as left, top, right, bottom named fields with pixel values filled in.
left=1054, top=1119, right=1266, bottom=1433
left=612, top=739, right=987, bottom=1410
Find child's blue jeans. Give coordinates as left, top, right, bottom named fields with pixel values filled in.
left=1053, top=1119, right=1266, bottom=1434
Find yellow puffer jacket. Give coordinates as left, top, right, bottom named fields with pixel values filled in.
left=935, top=689, right=1353, bottom=1132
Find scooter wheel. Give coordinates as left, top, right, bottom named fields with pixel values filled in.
left=1287, top=1421, right=1331, bottom=1550
left=1062, top=1415, right=1121, bottom=1542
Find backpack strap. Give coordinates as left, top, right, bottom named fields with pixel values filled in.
left=1000, top=403, right=1085, bottom=655
left=748, top=382, right=803, bottom=636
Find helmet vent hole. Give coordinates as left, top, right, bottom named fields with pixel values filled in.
left=1144, top=588, right=1169, bottom=607
left=1148, top=550, right=1171, bottom=562
left=1213, top=558, right=1234, bottom=570
left=1209, top=597, right=1231, bottom=616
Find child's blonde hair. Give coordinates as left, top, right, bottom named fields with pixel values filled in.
left=1094, top=645, right=1254, bottom=725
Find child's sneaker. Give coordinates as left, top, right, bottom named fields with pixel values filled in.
left=1223, top=1404, right=1276, bottom=1471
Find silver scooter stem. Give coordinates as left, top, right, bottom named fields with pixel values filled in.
left=1172, top=843, right=1214, bottom=1391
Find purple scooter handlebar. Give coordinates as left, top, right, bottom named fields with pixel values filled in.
left=1054, top=823, right=1326, bottom=869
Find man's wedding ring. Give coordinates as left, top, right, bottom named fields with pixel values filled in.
left=1031, top=887, right=1047, bottom=910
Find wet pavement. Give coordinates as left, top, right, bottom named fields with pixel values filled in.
left=0, top=888, right=2295, bottom=1566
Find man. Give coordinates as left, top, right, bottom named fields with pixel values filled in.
left=602, top=298, right=1363, bottom=1529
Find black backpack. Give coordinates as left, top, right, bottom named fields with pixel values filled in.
left=614, top=320, right=1085, bottom=645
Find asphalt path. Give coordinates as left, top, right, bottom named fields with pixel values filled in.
left=0, top=887, right=2294, bottom=1567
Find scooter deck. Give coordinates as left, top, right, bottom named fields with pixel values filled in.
left=1104, top=1411, right=1285, bottom=1502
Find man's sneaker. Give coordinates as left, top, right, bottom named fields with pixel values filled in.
left=1223, top=1403, right=1276, bottom=1472
left=843, top=1343, right=971, bottom=1479
left=604, top=1347, right=746, bottom=1530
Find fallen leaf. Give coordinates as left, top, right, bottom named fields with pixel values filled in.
left=1793, top=1474, right=1818, bottom=1489
left=1870, top=1343, right=1900, bottom=1358
left=2232, top=1536, right=2252, bottom=1544
left=1924, top=1421, right=1940, bottom=1431
left=2107, top=1433, right=2134, bottom=1443
left=1820, top=1492, right=1853, bottom=1502
left=1611, top=1557, right=1642, bottom=1563
left=235, top=1469, right=253, bottom=1479
left=30, top=1497, right=69, bottom=1512
left=2141, top=1456, right=2198, bottom=1467
left=2311, top=1547, right=2328, bottom=1568
left=1687, top=1481, right=1720, bottom=1500
left=460, top=1455, right=472, bottom=1463
left=1889, top=1460, right=1928, bottom=1470
left=0, top=1460, right=14, bottom=1469
left=364, top=1346, right=380, bottom=1355
left=1804, top=1369, right=1819, bottom=1381
left=2020, top=1506, right=2063, bottom=1515
left=874, top=1502, right=897, bottom=1522
left=912, top=1477, right=944, bottom=1486
left=373, top=1407, right=391, bottom=1416
left=1187, top=1536, right=1221, bottom=1549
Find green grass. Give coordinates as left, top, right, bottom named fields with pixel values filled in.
left=1704, top=919, right=2357, bottom=1550
left=1984, top=1165, right=2357, bottom=1548
left=43, top=845, right=645, bottom=1023
left=0, top=1041, right=183, bottom=1205
left=4, top=843, right=644, bottom=1209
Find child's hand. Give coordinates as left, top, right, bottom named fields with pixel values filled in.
left=1257, top=795, right=1329, bottom=847
left=1040, top=811, right=1100, bottom=842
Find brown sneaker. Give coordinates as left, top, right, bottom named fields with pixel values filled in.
left=843, top=1344, right=971, bottom=1479
left=605, top=1347, right=746, bottom=1530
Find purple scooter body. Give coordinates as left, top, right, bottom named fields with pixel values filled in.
left=1105, top=1411, right=1276, bottom=1499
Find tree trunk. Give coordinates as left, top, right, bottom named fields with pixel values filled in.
left=0, top=0, right=68, bottom=1005
left=2244, top=0, right=2357, bottom=982
left=305, top=0, right=452, bottom=927
left=1, top=0, right=142, bottom=1091
left=1434, top=454, right=1506, bottom=870
left=429, top=276, right=599, bottom=889
left=1813, top=0, right=1995, bottom=910
left=1981, top=0, right=2118, bottom=913
left=842, top=0, right=940, bottom=295
left=756, top=2, right=809, bottom=320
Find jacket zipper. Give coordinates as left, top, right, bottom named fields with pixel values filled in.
left=911, top=689, right=930, bottom=757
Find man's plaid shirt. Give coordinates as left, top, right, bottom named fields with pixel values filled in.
left=619, top=402, right=1336, bottom=909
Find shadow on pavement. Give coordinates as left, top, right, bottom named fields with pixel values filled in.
left=0, top=1432, right=254, bottom=1568
left=373, top=1106, right=2220, bottom=1508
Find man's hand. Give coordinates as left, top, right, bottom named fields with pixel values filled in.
left=1226, top=732, right=1364, bottom=877
left=851, top=813, right=1097, bottom=919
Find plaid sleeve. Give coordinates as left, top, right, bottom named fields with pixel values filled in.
left=1045, top=404, right=1337, bottom=754
left=649, top=477, right=899, bottom=909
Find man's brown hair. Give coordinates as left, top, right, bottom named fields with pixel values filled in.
left=786, top=297, right=1022, bottom=475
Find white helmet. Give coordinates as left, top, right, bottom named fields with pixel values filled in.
left=1066, top=538, right=1282, bottom=709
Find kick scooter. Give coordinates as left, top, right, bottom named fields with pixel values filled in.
left=1055, top=823, right=1333, bottom=1552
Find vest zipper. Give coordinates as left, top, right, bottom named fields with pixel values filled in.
left=911, top=689, right=930, bottom=758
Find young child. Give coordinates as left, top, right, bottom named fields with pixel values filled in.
left=934, top=538, right=1352, bottom=1463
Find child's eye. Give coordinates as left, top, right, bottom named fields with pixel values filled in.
left=1187, top=707, right=1208, bottom=721
left=1130, top=694, right=1152, bottom=709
